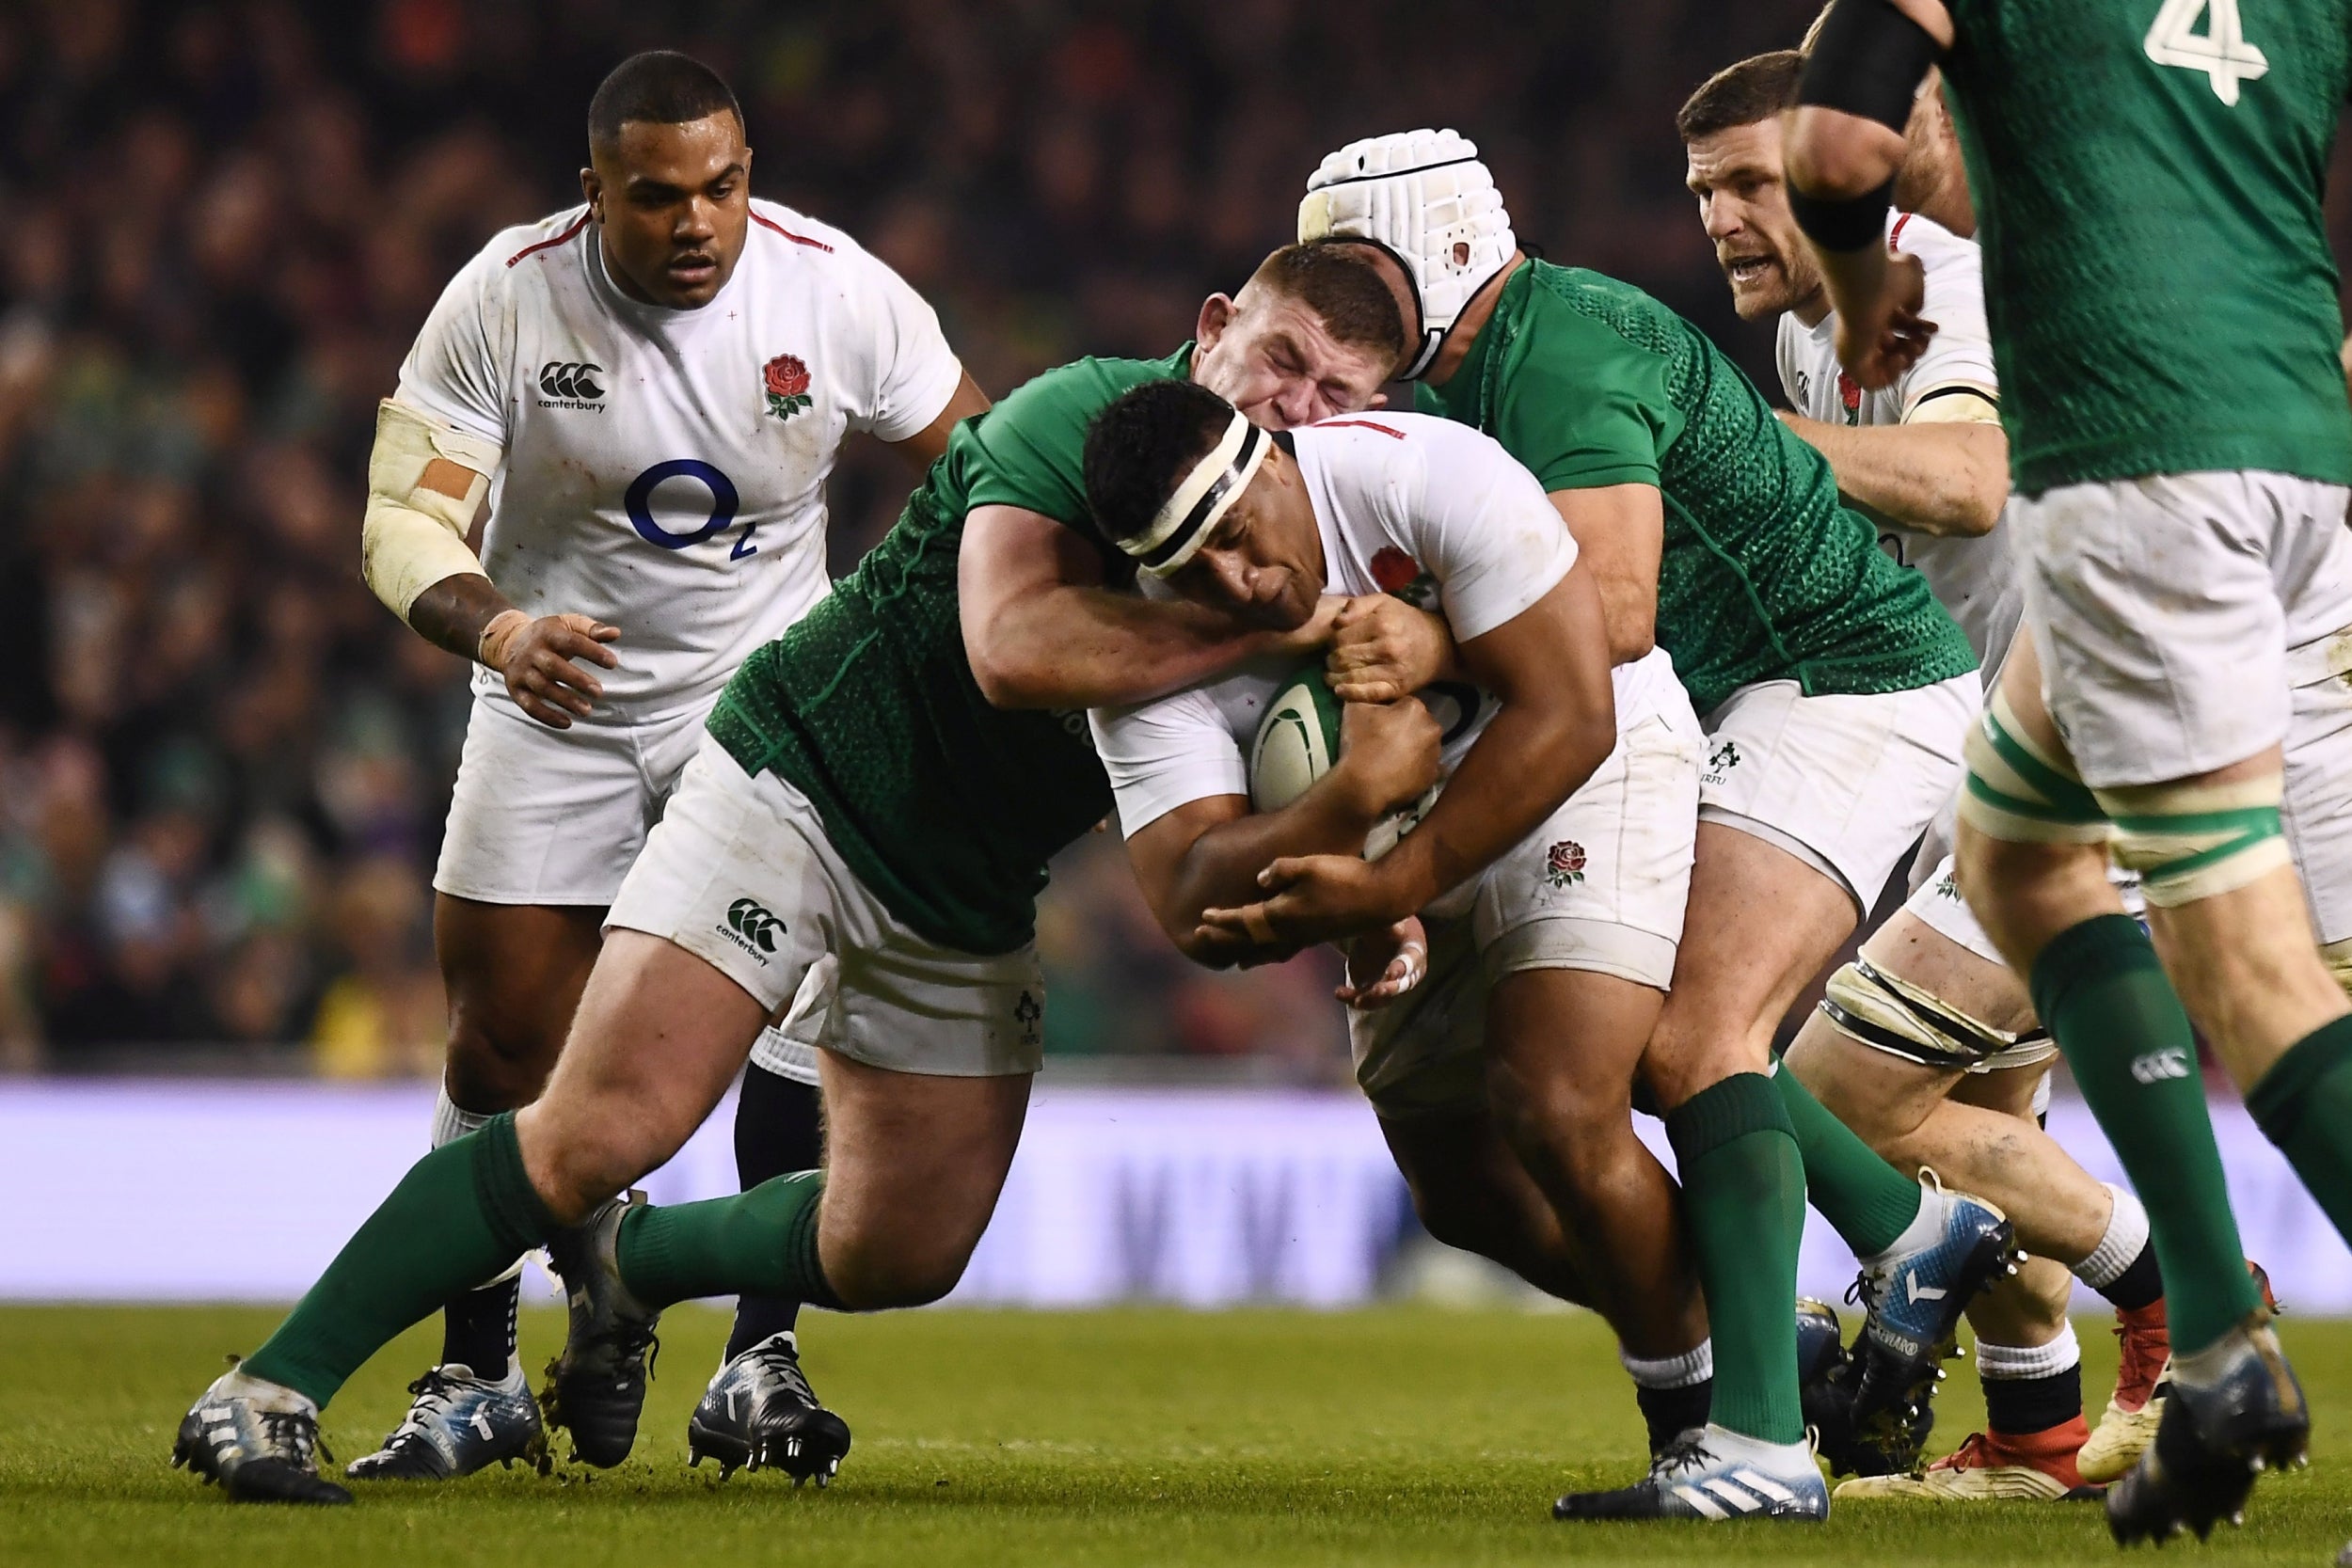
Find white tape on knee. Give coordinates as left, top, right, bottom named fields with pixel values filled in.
left=1820, top=958, right=2026, bottom=1067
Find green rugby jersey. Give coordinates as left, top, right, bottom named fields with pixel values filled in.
left=1418, top=261, right=1976, bottom=715
left=1941, top=0, right=2352, bottom=493
left=707, top=346, right=1190, bottom=956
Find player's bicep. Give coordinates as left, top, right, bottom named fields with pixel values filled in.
left=960, top=504, right=1104, bottom=665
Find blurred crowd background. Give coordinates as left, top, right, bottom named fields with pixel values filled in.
left=4, top=0, right=2339, bottom=1075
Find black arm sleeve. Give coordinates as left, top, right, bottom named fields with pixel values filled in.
left=1798, top=0, right=1945, bottom=135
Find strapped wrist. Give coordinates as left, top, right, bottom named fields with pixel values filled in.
left=477, top=609, right=530, bottom=669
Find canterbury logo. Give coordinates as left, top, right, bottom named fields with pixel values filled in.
left=726, top=897, right=783, bottom=953
left=2131, top=1048, right=2192, bottom=1084
left=538, top=360, right=605, bottom=401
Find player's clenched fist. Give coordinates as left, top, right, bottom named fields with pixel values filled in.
left=478, top=610, right=622, bottom=729
left=1326, top=594, right=1454, bottom=703
left=1334, top=694, right=1440, bottom=817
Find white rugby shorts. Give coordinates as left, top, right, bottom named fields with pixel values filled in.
left=2010, top=470, right=2352, bottom=786
left=433, top=694, right=708, bottom=907
left=607, top=735, right=1045, bottom=1079
left=1351, top=688, right=1703, bottom=1117
left=1696, top=673, right=1979, bottom=911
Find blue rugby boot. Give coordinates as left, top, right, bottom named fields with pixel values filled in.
left=541, top=1191, right=661, bottom=1468
left=1851, top=1174, right=2016, bottom=1426
left=1553, top=1426, right=1829, bottom=1522
left=2107, top=1313, right=2308, bottom=1545
left=344, top=1363, right=546, bottom=1481
left=688, top=1330, right=853, bottom=1484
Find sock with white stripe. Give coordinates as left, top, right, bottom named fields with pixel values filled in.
left=434, top=1086, right=520, bottom=1381
left=2074, top=1183, right=2162, bottom=1311
left=1978, top=1323, right=2084, bottom=1436
left=1623, top=1339, right=1713, bottom=1453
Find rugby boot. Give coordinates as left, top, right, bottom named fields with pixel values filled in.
left=1553, top=1425, right=1829, bottom=1522
left=1851, top=1175, right=2017, bottom=1427
left=173, top=1366, right=352, bottom=1504
left=344, top=1363, right=545, bottom=1481
left=2106, top=1313, right=2307, bottom=1545
left=541, top=1191, right=660, bottom=1468
left=1835, top=1418, right=2091, bottom=1502
left=688, top=1331, right=853, bottom=1484
left=2080, top=1260, right=2273, bottom=1485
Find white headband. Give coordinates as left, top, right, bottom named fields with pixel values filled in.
left=1118, top=410, right=1270, bottom=578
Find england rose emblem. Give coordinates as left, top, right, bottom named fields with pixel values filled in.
left=764, top=353, right=812, bottom=421
left=1545, top=840, right=1586, bottom=887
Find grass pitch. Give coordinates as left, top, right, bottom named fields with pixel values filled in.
left=8, top=1305, right=2352, bottom=1566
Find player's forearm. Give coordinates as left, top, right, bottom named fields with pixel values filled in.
left=1161, top=788, right=1391, bottom=958
left=1784, top=414, right=2007, bottom=537
left=405, top=572, right=521, bottom=665
left=1376, top=699, right=1613, bottom=914
left=970, top=587, right=1269, bottom=710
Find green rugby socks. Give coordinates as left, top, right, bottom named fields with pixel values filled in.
left=2030, top=915, right=2256, bottom=1355
left=1666, top=1073, right=1807, bottom=1445
left=2249, top=1013, right=2352, bottom=1249
left=1773, top=1064, right=1923, bottom=1259
left=616, top=1170, right=843, bottom=1311
left=244, top=1113, right=557, bottom=1408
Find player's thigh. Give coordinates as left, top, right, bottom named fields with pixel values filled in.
left=1952, top=633, right=2126, bottom=964
left=2009, top=472, right=2304, bottom=787
left=436, top=896, right=605, bottom=1105
left=2281, top=603, right=2352, bottom=990
left=527, top=736, right=863, bottom=1214
left=816, top=1050, right=1030, bottom=1303
left=1643, top=820, right=1860, bottom=1106
left=1694, top=673, right=1977, bottom=921
left=522, top=929, right=772, bottom=1223
left=1472, top=699, right=1694, bottom=1117
left=433, top=694, right=662, bottom=909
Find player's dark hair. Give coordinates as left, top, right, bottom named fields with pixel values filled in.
left=1248, top=241, right=1408, bottom=373
left=588, top=51, right=744, bottom=150
left=1083, top=379, right=1238, bottom=549
left=1676, top=50, right=1805, bottom=142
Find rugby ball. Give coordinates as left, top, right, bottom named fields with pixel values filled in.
left=1248, top=664, right=1439, bottom=861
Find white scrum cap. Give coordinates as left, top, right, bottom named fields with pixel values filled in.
left=1298, top=129, right=1516, bottom=380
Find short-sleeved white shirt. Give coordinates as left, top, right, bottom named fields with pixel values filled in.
left=1776, top=211, right=2020, bottom=670
left=1090, top=412, right=1661, bottom=839
left=395, top=198, right=962, bottom=721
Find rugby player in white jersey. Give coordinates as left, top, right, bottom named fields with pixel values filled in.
left=1071, top=383, right=1833, bottom=1509
left=349, top=50, right=984, bottom=1481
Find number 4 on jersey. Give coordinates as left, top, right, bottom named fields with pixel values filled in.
left=2145, top=0, right=2269, bottom=104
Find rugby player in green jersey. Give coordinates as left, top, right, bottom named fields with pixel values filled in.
left=1788, top=0, right=2352, bottom=1542
left=1294, top=130, right=2014, bottom=1518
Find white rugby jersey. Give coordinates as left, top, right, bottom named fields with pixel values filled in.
left=395, top=198, right=962, bottom=721
left=1091, top=412, right=1675, bottom=840
left=1775, top=211, right=2020, bottom=672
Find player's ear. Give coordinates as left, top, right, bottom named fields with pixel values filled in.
left=1197, top=293, right=1237, bottom=352
left=580, top=166, right=602, bottom=221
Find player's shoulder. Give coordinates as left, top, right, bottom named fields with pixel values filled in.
left=745, top=198, right=865, bottom=261
left=994, top=348, right=1192, bottom=426
left=1297, top=410, right=1524, bottom=497
left=477, top=205, right=595, bottom=284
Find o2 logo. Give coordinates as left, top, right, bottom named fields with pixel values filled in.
left=627, top=460, right=761, bottom=560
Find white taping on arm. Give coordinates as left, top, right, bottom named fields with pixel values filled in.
left=1902, top=388, right=2000, bottom=426
left=362, top=399, right=504, bottom=621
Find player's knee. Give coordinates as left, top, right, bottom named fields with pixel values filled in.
left=444, top=1009, right=567, bottom=1111
left=825, top=1230, right=975, bottom=1309
left=1401, top=1177, right=1495, bottom=1258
